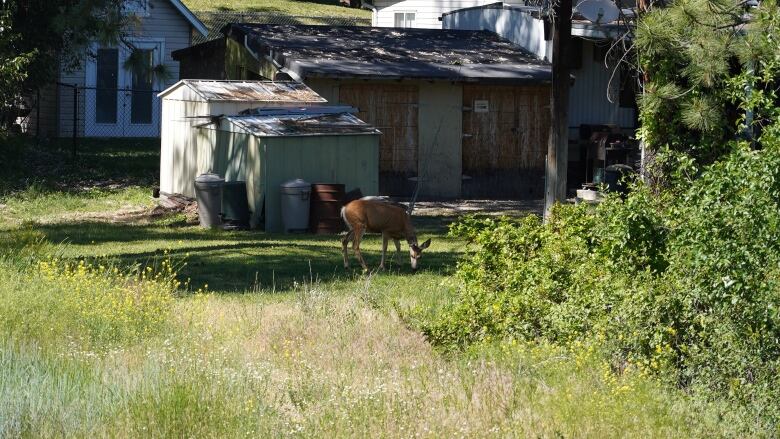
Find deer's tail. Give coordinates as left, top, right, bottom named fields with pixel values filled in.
left=340, top=205, right=352, bottom=230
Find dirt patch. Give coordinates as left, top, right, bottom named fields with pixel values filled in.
left=43, top=206, right=162, bottom=225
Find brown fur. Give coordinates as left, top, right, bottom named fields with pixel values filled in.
left=341, top=199, right=430, bottom=271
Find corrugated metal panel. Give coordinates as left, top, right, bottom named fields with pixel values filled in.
left=160, top=79, right=327, bottom=103
left=225, top=112, right=381, bottom=137
left=263, top=135, right=380, bottom=232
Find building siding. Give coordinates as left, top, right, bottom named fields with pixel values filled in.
left=57, top=0, right=194, bottom=137
left=306, top=78, right=549, bottom=199
left=443, top=7, right=635, bottom=133
left=372, top=0, right=528, bottom=29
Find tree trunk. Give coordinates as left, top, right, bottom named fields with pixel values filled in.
left=544, top=0, right=572, bottom=221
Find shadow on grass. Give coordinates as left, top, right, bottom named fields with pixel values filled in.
left=0, top=137, right=160, bottom=194
left=18, top=217, right=462, bottom=293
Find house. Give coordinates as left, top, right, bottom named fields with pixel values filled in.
left=158, top=79, right=377, bottom=231
left=361, top=0, right=531, bottom=29
left=33, top=0, right=208, bottom=138
left=173, top=24, right=553, bottom=199
left=442, top=2, right=638, bottom=185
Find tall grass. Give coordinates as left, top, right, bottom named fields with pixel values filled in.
left=0, top=257, right=741, bottom=437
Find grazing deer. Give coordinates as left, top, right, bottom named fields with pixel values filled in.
left=341, top=197, right=431, bottom=271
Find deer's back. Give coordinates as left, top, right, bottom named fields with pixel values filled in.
left=343, top=199, right=410, bottom=237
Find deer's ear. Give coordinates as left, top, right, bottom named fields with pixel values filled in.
left=420, top=239, right=431, bottom=250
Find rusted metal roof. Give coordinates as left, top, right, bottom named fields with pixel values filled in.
left=159, top=79, right=327, bottom=103
left=223, top=24, right=552, bottom=84
left=224, top=109, right=380, bottom=137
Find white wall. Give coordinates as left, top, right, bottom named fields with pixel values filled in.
left=442, top=5, right=550, bottom=60
left=372, top=0, right=528, bottom=29
left=443, top=6, right=635, bottom=131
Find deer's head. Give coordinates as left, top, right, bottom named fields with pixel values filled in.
left=409, top=239, right=431, bottom=271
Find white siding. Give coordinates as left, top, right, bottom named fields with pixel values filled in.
left=443, top=6, right=635, bottom=131
left=442, top=6, right=550, bottom=60
left=57, top=0, right=194, bottom=137
left=373, top=0, right=528, bottom=29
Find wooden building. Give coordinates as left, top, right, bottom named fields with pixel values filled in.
left=173, top=25, right=552, bottom=199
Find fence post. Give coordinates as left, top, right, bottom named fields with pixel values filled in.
left=72, top=85, right=78, bottom=157
left=35, top=88, right=41, bottom=141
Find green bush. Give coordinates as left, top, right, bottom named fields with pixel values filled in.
left=425, top=139, right=780, bottom=430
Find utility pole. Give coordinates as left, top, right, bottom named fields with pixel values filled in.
left=544, top=0, right=572, bottom=220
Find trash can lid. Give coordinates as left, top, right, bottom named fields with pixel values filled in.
left=196, top=173, right=225, bottom=184
left=280, top=178, right=310, bottom=189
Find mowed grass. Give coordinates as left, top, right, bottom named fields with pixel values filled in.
left=0, top=139, right=742, bottom=437
left=182, top=0, right=371, bottom=18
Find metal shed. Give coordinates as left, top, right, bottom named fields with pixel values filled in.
left=196, top=106, right=380, bottom=232
left=158, top=80, right=327, bottom=197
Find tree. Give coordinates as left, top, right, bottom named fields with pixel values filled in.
left=0, top=0, right=135, bottom=130
left=636, top=0, right=780, bottom=180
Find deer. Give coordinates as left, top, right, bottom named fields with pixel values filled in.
left=341, top=197, right=431, bottom=271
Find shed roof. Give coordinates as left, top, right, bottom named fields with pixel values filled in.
left=223, top=24, right=552, bottom=84
left=224, top=109, right=381, bottom=138
left=158, top=79, right=327, bottom=103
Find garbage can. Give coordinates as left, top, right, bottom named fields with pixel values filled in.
left=194, top=173, right=224, bottom=228
left=280, top=179, right=311, bottom=233
left=222, top=181, right=250, bottom=230
left=605, top=164, right=633, bottom=194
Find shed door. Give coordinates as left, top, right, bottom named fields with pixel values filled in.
left=339, top=84, right=418, bottom=196
left=462, top=85, right=550, bottom=199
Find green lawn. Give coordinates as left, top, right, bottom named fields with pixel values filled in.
left=182, top=0, right=371, bottom=17
left=0, top=139, right=742, bottom=437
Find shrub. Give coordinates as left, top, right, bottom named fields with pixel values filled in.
left=424, top=139, right=780, bottom=429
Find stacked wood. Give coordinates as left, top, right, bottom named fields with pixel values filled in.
left=158, top=193, right=195, bottom=211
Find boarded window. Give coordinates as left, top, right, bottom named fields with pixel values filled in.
left=339, top=83, right=418, bottom=195
left=462, top=85, right=551, bottom=198
left=340, top=84, right=418, bottom=174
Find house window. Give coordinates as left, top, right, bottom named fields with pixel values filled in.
left=95, top=48, right=118, bottom=124
left=130, top=49, right=154, bottom=124
left=123, top=0, right=149, bottom=16
left=394, top=12, right=416, bottom=28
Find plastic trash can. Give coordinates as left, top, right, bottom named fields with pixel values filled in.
left=280, top=179, right=311, bottom=233
left=194, top=173, right=224, bottom=228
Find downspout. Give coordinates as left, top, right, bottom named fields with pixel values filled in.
left=361, top=1, right=378, bottom=27
left=242, top=35, right=304, bottom=83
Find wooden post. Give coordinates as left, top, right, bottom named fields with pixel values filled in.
left=72, top=85, right=78, bottom=157
left=544, top=0, right=572, bottom=220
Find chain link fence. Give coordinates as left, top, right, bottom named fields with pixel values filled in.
left=20, top=83, right=162, bottom=145
left=193, top=11, right=371, bottom=44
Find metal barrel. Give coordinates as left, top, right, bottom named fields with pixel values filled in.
left=309, top=183, right=346, bottom=234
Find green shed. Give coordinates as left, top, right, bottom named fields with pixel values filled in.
left=196, top=106, right=380, bottom=232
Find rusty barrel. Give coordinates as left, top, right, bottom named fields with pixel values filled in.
left=309, top=183, right=346, bottom=234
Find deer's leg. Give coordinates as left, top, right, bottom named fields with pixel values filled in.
left=379, top=234, right=389, bottom=270
left=352, top=225, right=368, bottom=271
left=393, top=239, right=401, bottom=263
left=342, top=230, right=354, bottom=269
